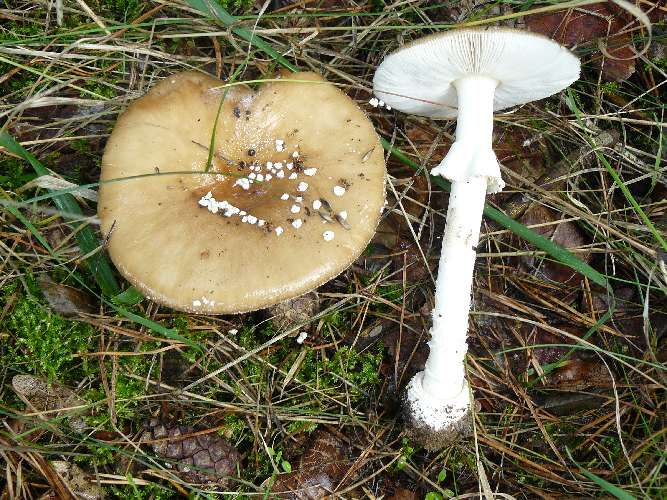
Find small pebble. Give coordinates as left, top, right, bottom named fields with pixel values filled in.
left=275, top=226, right=284, bottom=236
left=297, top=181, right=308, bottom=192
left=292, top=219, right=303, bottom=229
left=333, top=185, right=346, bottom=196
left=312, top=199, right=322, bottom=210
left=323, top=230, right=335, bottom=241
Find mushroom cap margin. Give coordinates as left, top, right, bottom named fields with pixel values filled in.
left=373, top=27, right=580, bottom=119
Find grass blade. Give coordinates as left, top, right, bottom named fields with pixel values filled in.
left=0, top=129, right=120, bottom=297
left=565, top=448, right=638, bottom=500
left=184, top=0, right=298, bottom=72
left=380, top=138, right=608, bottom=288
left=112, top=286, right=145, bottom=306
left=565, top=90, right=667, bottom=252
left=108, top=303, right=203, bottom=352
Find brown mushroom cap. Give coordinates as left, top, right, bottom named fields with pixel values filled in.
left=98, top=71, right=386, bottom=313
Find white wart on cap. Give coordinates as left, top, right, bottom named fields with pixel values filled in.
left=373, top=28, right=580, bottom=119
left=99, top=71, right=386, bottom=314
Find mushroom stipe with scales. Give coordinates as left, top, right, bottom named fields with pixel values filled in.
left=99, top=71, right=386, bottom=314
left=373, top=28, right=580, bottom=450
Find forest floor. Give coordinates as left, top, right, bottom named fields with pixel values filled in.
left=0, top=0, right=665, bottom=498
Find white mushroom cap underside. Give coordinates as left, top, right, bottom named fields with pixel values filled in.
left=373, top=28, right=580, bottom=119
left=98, top=71, right=386, bottom=314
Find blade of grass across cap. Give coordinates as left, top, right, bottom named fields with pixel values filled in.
left=184, top=0, right=298, bottom=72
left=108, top=302, right=203, bottom=352
left=113, top=286, right=145, bottom=306
left=565, top=447, right=638, bottom=500
left=380, top=137, right=609, bottom=288
left=566, top=90, right=667, bottom=253
left=0, top=129, right=120, bottom=297
left=205, top=64, right=246, bottom=173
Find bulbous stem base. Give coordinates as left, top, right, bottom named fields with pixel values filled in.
left=403, top=372, right=472, bottom=451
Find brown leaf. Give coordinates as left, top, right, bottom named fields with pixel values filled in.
left=383, top=320, right=429, bottom=392
left=517, top=204, right=591, bottom=290
left=403, top=122, right=450, bottom=161
left=270, top=431, right=349, bottom=499
left=144, top=419, right=241, bottom=486
left=495, top=128, right=549, bottom=185
left=581, top=285, right=667, bottom=354
left=39, top=278, right=96, bottom=316
left=546, top=359, right=614, bottom=390
left=525, top=3, right=638, bottom=81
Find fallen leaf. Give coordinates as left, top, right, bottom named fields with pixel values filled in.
left=268, top=291, right=320, bottom=333
left=525, top=3, right=638, bottom=81
left=517, top=204, right=591, bottom=291
left=390, top=487, right=420, bottom=499
left=546, top=359, right=614, bottom=390
left=39, top=278, right=96, bottom=316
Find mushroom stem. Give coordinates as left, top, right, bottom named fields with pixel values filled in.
left=419, top=76, right=503, bottom=401
left=422, top=176, right=487, bottom=399
left=431, top=76, right=504, bottom=194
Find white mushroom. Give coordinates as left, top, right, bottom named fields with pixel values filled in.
left=373, top=28, right=580, bottom=449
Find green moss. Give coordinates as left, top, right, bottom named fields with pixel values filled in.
left=0, top=156, right=36, bottom=190
left=284, top=419, right=318, bottom=435
left=221, top=413, right=247, bottom=442
left=109, top=481, right=176, bottom=500
left=83, top=341, right=160, bottom=429
left=297, top=343, right=383, bottom=399
left=3, top=291, right=96, bottom=381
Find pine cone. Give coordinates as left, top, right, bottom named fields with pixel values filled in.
left=144, top=419, right=240, bottom=485
left=270, top=431, right=349, bottom=498
left=268, top=292, right=319, bottom=333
